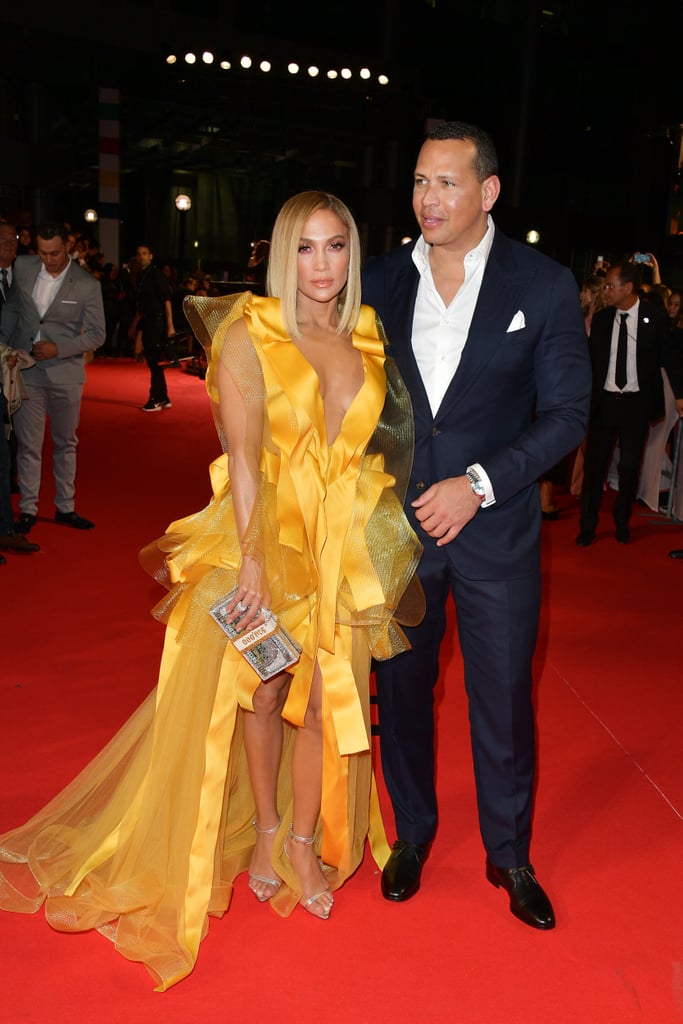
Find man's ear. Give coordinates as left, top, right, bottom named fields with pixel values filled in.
left=482, top=176, right=501, bottom=212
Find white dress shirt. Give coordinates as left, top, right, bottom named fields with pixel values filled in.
left=604, top=299, right=640, bottom=393
left=411, top=216, right=496, bottom=504
left=32, top=260, right=70, bottom=340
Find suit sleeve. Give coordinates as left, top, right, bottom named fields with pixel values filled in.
left=56, top=276, right=106, bottom=358
left=481, top=266, right=592, bottom=506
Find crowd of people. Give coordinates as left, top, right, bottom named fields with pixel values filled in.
left=0, top=118, right=680, bottom=992
left=541, top=252, right=683, bottom=542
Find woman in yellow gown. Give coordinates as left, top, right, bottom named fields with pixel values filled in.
left=0, top=191, right=423, bottom=990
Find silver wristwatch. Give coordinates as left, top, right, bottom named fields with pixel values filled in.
left=466, top=468, right=486, bottom=499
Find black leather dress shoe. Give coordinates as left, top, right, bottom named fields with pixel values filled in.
left=486, top=860, right=555, bottom=930
left=381, top=841, right=429, bottom=902
left=575, top=531, right=595, bottom=547
left=614, top=523, right=630, bottom=544
left=669, top=549, right=683, bottom=559
left=54, top=510, right=95, bottom=530
left=0, top=552, right=6, bottom=565
left=0, top=533, right=40, bottom=553
left=14, top=513, right=37, bottom=534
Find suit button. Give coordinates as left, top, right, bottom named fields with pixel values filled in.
left=431, top=426, right=440, bottom=436
left=415, top=480, right=425, bottom=491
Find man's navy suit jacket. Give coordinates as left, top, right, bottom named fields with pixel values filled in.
left=362, top=228, right=592, bottom=581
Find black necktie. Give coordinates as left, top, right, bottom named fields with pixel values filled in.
left=0, top=268, right=7, bottom=300
left=615, top=312, right=628, bottom=390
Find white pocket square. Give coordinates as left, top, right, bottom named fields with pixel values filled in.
left=506, top=310, right=525, bottom=332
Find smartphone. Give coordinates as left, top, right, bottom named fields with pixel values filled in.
left=633, top=253, right=650, bottom=264
left=596, top=255, right=604, bottom=262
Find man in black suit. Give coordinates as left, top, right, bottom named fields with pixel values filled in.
left=577, top=260, right=667, bottom=546
left=362, top=121, right=591, bottom=928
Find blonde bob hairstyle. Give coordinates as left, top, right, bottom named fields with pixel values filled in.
left=266, top=190, right=361, bottom=338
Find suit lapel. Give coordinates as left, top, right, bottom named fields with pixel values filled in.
left=386, top=251, right=432, bottom=418
left=435, top=232, right=534, bottom=416
left=43, top=263, right=73, bottom=316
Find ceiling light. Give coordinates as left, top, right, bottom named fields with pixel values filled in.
left=327, top=69, right=338, bottom=79
left=307, top=65, right=319, bottom=77
left=166, top=54, right=177, bottom=65
left=184, top=53, right=196, bottom=65
left=288, top=62, right=300, bottom=74
left=378, top=74, right=389, bottom=85
left=259, top=60, right=272, bottom=72
left=341, top=68, right=352, bottom=79
left=360, top=67, right=371, bottom=80
left=240, top=55, right=252, bottom=69
left=202, top=51, right=214, bottom=65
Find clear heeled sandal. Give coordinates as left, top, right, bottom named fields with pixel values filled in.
left=248, top=817, right=282, bottom=902
left=284, top=825, right=334, bottom=920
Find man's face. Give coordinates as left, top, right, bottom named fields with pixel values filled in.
left=0, top=227, right=18, bottom=269
left=136, top=247, right=153, bottom=269
left=37, top=234, right=70, bottom=277
left=603, top=269, right=635, bottom=310
left=412, top=138, right=500, bottom=255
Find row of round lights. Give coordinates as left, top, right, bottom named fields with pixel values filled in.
left=166, top=51, right=389, bottom=85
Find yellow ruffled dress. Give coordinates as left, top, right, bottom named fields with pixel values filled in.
left=0, top=293, right=424, bottom=990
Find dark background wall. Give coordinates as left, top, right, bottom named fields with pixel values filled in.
left=1, top=1, right=681, bottom=283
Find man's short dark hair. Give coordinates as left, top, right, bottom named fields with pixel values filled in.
left=610, top=260, right=638, bottom=289
left=426, top=121, right=499, bottom=181
left=35, top=222, right=68, bottom=244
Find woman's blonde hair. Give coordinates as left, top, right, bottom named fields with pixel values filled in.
left=266, top=190, right=361, bottom=338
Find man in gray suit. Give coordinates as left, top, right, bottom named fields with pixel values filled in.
left=0, top=222, right=105, bottom=533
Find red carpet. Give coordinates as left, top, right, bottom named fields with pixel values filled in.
left=1, top=359, right=682, bottom=1023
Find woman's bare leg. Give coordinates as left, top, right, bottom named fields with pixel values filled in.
left=287, top=663, right=334, bottom=918
left=243, top=671, right=290, bottom=900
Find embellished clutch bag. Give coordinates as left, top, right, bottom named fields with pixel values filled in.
left=209, top=588, right=302, bottom=681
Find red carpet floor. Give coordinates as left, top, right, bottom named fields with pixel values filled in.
left=1, top=359, right=682, bottom=1023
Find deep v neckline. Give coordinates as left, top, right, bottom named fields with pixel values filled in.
left=290, top=336, right=366, bottom=448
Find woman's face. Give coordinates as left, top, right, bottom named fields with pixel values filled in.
left=667, top=293, right=681, bottom=320
left=296, top=208, right=350, bottom=308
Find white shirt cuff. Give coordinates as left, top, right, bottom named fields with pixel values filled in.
left=468, top=463, right=495, bottom=507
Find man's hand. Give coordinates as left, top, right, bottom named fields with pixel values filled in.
left=31, top=340, right=58, bottom=360
left=412, top=475, right=483, bottom=546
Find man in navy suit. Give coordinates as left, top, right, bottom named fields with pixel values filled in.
left=362, top=121, right=591, bottom=928
left=577, top=260, right=667, bottom=546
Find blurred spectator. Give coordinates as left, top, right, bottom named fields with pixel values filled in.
left=245, top=239, right=270, bottom=290
left=100, top=263, right=124, bottom=356
left=129, top=244, right=175, bottom=411
left=570, top=275, right=607, bottom=496
left=576, top=260, right=667, bottom=546
left=16, top=226, right=35, bottom=256
left=666, top=289, right=682, bottom=329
